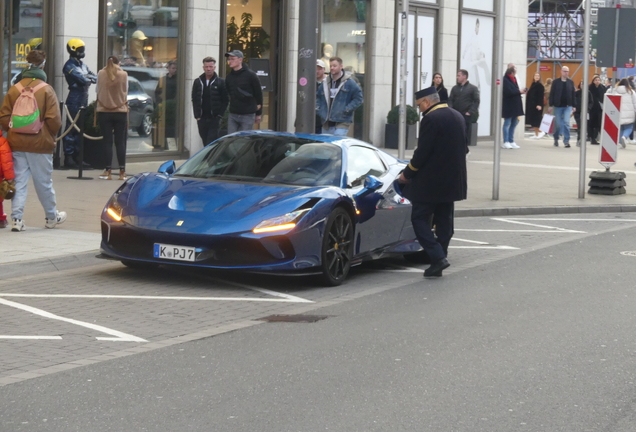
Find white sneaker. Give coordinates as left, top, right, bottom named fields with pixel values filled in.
left=501, top=142, right=512, bottom=149
left=509, top=142, right=520, bottom=149
left=537, top=131, right=546, bottom=139
left=11, top=219, right=25, bottom=232
left=620, top=137, right=627, bottom=149
left=45, top=211, right=67, bottom=229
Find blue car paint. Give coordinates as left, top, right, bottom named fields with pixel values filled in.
left=100, top=131, right=420, bottom=274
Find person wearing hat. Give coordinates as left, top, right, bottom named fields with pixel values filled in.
left=224, top=50, right=263, bottom=133
left=130, top=30, right=148, bottom=67
left=62, top=38, right=97, bottom=169
left=398, top=86, right=467, bottom=278
left=315, top=59, right=327, bottom=133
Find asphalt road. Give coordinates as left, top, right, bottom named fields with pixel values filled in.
left=2, top=214, right=636, bottom=431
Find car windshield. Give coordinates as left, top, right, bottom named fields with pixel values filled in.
left=175, top=135, right=342, bottom=187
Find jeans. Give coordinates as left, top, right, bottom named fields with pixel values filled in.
left=621, top=124, right=634, bottom=138
left=321, top=126, right=349, bottom=136
left=197, top=116, right=221, bottom=145
left=98, top=112, right=128, bottom=170
left=502, top=117, right=519, bottom=143
left=11, top=152, right=58, bottom=221
left=553, top=106, right=573, bottom=143
left=410, top=201, right=455, bottom=263
left=228, top=113, right=256, bottom=133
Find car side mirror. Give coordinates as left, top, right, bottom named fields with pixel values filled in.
left=158, top=160, right=176, bottom=175
left=354, top=175, right=383, bottom=199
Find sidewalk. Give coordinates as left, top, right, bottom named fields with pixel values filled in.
left=2, top=134, right=635, bottom=267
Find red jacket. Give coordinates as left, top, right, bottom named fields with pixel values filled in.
left=0, top=137, right=15, bottom=181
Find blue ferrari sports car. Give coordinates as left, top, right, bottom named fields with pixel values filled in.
left=100, top=131, right=425, bottom=285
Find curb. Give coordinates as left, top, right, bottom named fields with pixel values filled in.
left=0, top=251, right=106, bottom=279
left=456, top=205, right=636, bottom=218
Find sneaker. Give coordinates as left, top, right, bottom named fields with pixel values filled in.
left=11, top=218, right=25, bottom=232
left=620, top=137, right=627, bottom=149
left=537, top=131, right=546, bottom=139
left=554, top=140, right=559, bottom=147
left=0, top=219, right=8, bottom=229
left=509, top=142, right=520, bottom=149
left=45, top=211, right=67, bottom=229
left=501, top=142, right=512, bottom=149
left=564, top=143, right=571, bottom=148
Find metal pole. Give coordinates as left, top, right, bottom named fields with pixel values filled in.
left=492, top=0, right=505, bottom=200
left=398, top=0, right=408, bottom=160
left=579, top=0, right=592, bottom=199
left=295, top=0, right=319, bottom=133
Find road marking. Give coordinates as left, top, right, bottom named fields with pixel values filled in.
left=0, top=336, right=62, bottom=340
left=450, top=245, right=519, bottom=250
left=469, top=160, right=636, bottom=175
left=502, top=218, right=636, bottom=222
left=0, top=297, right=147, bottom=342
left=0, top=293, right=313, bottom=304
left=456, top=229, right=577, bottom=233
left=491, top=217, right=586, bottom=233
left=453, top=237, right=489, bottom=245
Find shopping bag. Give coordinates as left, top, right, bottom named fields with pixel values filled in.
left=539, top=113, right=555, bottom=134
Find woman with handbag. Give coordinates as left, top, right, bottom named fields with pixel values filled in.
left=501, top=64, right=526, bottom=149
left=588, top=74, right=605, bottom=145
left=96, top=56, right=129, bottom=180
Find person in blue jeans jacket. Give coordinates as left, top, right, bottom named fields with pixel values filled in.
left=548, top=65, right=576, bottom=148
left=316, top=57, right=363, bottom=136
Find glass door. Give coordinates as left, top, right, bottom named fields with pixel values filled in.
left=226, top=0, right=279, bottom=131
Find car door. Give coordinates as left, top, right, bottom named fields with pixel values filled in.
left=347, top=146, right=410, bottom=254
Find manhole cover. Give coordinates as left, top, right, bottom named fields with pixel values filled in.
left=620, top=251, right=636, bottom=257
left=258, top=314, right=330, bottom=323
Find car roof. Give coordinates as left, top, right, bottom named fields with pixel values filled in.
left=226, top=130, right=379, bottom=151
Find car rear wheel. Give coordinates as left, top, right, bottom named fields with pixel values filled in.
left=121, top=259, right=158, bottom=270
left=321, top=208, right=353, bottom=286
left=137, top=113, right=152, bottom=137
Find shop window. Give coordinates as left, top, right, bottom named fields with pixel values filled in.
left=321, top=0, right=369, bottom=140
left=105, top=0, right=181, bottom=155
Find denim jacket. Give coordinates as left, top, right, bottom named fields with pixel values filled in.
left=316, top=72, right=363, bottom=125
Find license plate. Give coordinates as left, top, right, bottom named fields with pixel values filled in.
left=153, top=243, right=196, bottom=262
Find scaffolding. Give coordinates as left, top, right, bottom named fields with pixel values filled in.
left=527, top=0, right=586, bottom=63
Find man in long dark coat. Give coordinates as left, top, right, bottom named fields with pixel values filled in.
left=398, top=87, right=468, bottom=278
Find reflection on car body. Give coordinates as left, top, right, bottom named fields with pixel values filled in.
left=127, top=76, right=153, bottom=137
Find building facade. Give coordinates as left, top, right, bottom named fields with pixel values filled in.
left=0, top=0, right=528, bottom=161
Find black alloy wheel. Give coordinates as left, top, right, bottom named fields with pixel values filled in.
left=321, top=207, right=353, bottom=286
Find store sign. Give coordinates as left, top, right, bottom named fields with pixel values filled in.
left=539, top=65, right=551, bottom=71
left=14, top=43, right=32, bottom=66
left=250, top=58, right=274, bottom=92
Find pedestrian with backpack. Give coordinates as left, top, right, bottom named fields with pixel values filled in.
left=0, top=50, right=65, bottom=232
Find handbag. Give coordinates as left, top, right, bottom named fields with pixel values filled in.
left=539, top=113, right=555, bottom=134
left=0, top=179, right=16, bottom=200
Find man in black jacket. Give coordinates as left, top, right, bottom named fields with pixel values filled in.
left=224, top=50, right=263, bottom=133
left=191, top=56, right=229, bottom=145
left=448, top=69, right=480, bottom=148
left=398, top=87, right=468, bottom=278
left=548, top=66, right=576, bottom=147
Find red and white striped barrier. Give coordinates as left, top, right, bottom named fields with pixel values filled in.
left=599, top=94, right=621, bottom=169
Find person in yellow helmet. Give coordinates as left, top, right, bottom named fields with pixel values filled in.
left=62, top=38, right=97, bottom=169
left=130, top=30, right=147, bottom=66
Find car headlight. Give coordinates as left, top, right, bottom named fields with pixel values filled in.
left=253, top=209, right=310, bottom=234
left=106, top=194, right=123, bottom=222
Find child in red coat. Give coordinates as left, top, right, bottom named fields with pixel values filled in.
left=0, top=136, right=15, bottom=228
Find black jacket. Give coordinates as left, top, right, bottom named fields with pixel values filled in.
left=448, top=81, right=480, bottom=118
left=402, top=102, right=468, bottom=203
left=225, top=64, right=263, bottom=115
left=191, top=72, right=229, bottom=119
left=549, top=78, right=576, bottom=108
left=502, top=74, right=524, bottom=118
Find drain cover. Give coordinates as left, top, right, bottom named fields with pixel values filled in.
left=620, top=251, right=636, bottom=257
left=258, top=314, right=330, bottom=323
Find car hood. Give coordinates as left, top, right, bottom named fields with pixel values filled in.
left=121, top=173, right=335, bottom=234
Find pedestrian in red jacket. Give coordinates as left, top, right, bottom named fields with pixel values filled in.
left=0, top=136, right=15, bottom=228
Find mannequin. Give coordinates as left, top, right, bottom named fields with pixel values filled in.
left=62, top=38, right=97, bottom=169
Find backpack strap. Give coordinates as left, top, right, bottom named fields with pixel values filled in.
left=14, top=82, right=24, bottom=92
left=30, top=82, right=49, bottom=93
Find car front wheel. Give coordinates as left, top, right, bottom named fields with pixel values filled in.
left=137, top=112, right=153, bottom=137
left=321, top=207, right=353, bottom=286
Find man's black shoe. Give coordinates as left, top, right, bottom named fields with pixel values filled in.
left=424, top=258, right=450, bottom=278
left=564, top=143, right=571, bottom=148
left=63, top=158, right=79, bottom=169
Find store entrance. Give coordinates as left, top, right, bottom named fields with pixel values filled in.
left=226, top=0, right=280, bottom=131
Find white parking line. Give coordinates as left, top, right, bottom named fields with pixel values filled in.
left=0, top=297, right=147, bottom=342
left=491, top=217, right=586, bottom=233
left=0, top=293, right=313, bottom=304
left=0, top=336, right=62, bottom=340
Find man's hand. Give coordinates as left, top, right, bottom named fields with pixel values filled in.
left=465, top=112, right=471, bottom=116
left=255, top=115, right=262, bottom=124
left=398, top=172, right=410, bottom=184
left=572, top=108, right=576, bottom=113
left=196, top=118, right=200, bottom=121
left=257, top=105, right=262, bottom=110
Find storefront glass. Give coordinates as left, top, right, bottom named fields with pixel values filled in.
left=2, top=0, right=44, bottom=96
left=463, top=0, right=494, bottom=12
left=321, top=0, right=368, bottom=140
left=226, top=0, right=277, bottom=131
left=105, top=0, right=181, bottom=155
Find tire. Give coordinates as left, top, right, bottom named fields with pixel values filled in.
left=121, top=259, right=158, bottom=270
left=137, top=112, right=152, bottom=137
left=320, top=207, right=354, bottom=286
left=404, top=250, right=432, bottom=264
